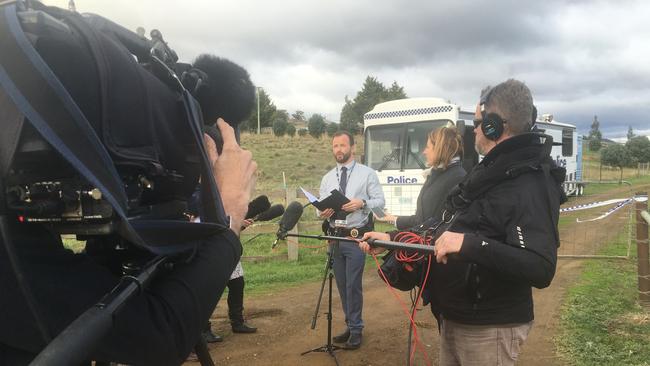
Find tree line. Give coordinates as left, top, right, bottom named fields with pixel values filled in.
left=588, top=115, right=650, bottom=180
left=239, top=76, right=406, bottom=138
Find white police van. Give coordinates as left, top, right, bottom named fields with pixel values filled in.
left=362, top=98, right=476, bottom=216
left=363, top=99, right=580, bottom=216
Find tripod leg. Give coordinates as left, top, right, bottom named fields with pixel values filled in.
left=194, top=338, right=215, bottom=366
left=301, top=249, right=341, bottom=364
left=310, top=249, right=333, bottom=329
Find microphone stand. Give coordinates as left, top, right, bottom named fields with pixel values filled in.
left=300, top=248, right=341, bottom=365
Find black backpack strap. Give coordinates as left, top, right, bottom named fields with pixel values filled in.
left=0, top=88, right=23, bottom=189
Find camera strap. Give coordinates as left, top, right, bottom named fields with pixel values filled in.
left=0, top=88, right=23, bottom=207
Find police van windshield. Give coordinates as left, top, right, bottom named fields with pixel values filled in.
left=365, top=120, right=449, bottom=171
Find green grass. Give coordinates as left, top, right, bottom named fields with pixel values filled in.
left=556, top=231, right=650, bottom=366
left=582, top=175, right=650, bottom=196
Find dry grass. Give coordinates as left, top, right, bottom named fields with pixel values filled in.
left=239, top=132, right=364, bottom=202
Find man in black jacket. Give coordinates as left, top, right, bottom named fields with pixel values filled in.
left=361, top=79, right=566, bottom=365
left=0, top=5, right=257, bottom=365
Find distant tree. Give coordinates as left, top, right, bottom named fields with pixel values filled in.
left=297, top=128, right=308, bottom=137
left=243, top=88, right=276, bottom=132
left=625, top=135, right=650, bottom=163
left=339, top=76, right=407, bottom=133
left=339, top=97, right=358, bottom=134
left=291, top=110, right=305, bottom=122
left=588, top=115, right=602, bottom=151
left=627, top=126, right=635, bottom=140
left=272, top=119, right=288, bottom=137
left=275, top=109, right=289, bottom=122
left=308, top=114, right=326, bottom=138
left=601, top=144, right=633, bottom=182
left=286, top=124, right=296, bottom=137
left=326, top=122, right=339, bottom=137
left=385, top=81, right=407, bottom=100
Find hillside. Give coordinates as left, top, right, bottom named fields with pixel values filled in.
left=240, top=133, right=645, bottom=201
left=239, top=133, right=364, bottom=199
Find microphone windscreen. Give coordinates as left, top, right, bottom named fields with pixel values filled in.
left=279, top=201, right=304, bottom=231
left=246, top=195, right=271, bottom=219
left=256, top=204, right=285, bottom=221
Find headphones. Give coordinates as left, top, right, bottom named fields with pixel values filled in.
left=478, top=85, right=539, bottom=140
left=480, top=110, right=505, bottom=141
left=479, top=86, right=505, bottom=140
left=180, top=68, right=209, bottom=96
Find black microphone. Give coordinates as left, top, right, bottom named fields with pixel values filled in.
left=272, top=201, right=304, bottom=248
left=255, top=204, right=285, bottom=221
left=245, top=195, right=271, bottom=220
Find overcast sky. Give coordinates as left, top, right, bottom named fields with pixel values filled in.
left=46, top=0, right=650, bottom=139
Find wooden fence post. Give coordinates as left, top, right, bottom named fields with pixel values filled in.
left=636, top=192, right=650, bottom=307
left=286, top=187, right=299, bottom=261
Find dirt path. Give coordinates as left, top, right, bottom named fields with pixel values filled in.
left=186, top=184, right=648, bottom=366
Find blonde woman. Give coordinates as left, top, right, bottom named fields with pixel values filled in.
left=377, top=127, right=466, bottom=229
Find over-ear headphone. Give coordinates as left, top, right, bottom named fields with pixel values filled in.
left=180, top=68, right=209, bottom=95
left=479, top=85, right=504, bottom=140
left=481, top=110, right=505, bottom=140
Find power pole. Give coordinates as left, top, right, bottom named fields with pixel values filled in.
left=256, top=87, right=261, bottom=134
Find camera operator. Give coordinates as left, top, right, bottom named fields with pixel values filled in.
left=0, top=5, right=256, bottom=364
left=0, top=118, right=255, bottom=365
left=360, top=79, right=566, bottom=365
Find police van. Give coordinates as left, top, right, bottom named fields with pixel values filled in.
left=362, top=98, right=580, bottom=216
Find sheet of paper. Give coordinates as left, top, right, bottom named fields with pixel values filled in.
left=300, top=186, right=319, bottom=203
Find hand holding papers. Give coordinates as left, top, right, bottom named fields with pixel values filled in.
left=300, top=187, right=350, bottom=211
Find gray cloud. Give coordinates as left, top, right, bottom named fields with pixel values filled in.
left=47, top=0, right=650, bottom=137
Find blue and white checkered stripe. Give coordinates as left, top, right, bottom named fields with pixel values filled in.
left=365, top=105, right=454, bottom=120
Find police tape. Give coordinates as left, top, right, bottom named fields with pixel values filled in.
left=560, top=195, right=648, bottom=223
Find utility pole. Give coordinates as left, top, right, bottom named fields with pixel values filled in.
left=256, top=87, right=261, bottom=134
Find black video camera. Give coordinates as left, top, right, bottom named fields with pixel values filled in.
left=1, top=2, right=219, bottom=243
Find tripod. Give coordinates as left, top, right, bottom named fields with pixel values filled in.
left=301, top=248, right=341, bottom=365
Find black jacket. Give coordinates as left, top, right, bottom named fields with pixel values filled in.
left=431, top=133, right=566, bottom=325
left=395, top=161, right=466, bottom=230
left=0, top=221, right=241, bottom=366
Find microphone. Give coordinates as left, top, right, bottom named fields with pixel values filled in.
left=255, top=204, right=285, bottom=221
left=272, top=201, right=304, bottom=248
left=245, top=195, right=271, bottom=220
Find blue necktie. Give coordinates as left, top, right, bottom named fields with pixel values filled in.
left=339, top=166, right=348, bottom=196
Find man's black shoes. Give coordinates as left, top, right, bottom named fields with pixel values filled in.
left=332, top=329, right=350, bottom=343
left=202, top=330, right=223, bottom=343
left=232, top=322, right=257, bottom=333
left=343, top=333, right=362, bottom=350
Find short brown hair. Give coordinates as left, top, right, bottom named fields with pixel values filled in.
left=333, top=130, right=354, bottom=145
left=428, top=127, right=463, bottom=169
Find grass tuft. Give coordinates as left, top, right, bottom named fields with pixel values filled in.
left=556, top=232, right=650, bottom=366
